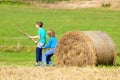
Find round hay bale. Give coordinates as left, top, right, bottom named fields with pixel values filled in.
left=55, top=31, right=116, bottom=67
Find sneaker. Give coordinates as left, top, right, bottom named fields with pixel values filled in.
left=48, top=64, right=55, bottom=67
left=35, top=62, right=40, bottom=66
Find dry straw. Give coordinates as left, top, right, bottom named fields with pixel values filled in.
left=0, top=67, right=120, bottom=80
left=55, top=31, right=116, bottom=67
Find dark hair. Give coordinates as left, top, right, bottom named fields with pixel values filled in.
left=36, top=21, right=43, bottom=27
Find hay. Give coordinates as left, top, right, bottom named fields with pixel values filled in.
left=55, top=31, right=116, bottom=67
left=0, top=66, right=120, bottom=80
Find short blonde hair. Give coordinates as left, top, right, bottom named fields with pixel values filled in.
left=47, top=30, right=55, bottom=37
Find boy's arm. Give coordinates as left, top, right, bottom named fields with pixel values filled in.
left=36, top=36, right=40, bottom=43
left=29, top=35, right=39, bottom=39
left=29, top=35, right=40, bottom=44
left=43, top=38, right=52, bottom=49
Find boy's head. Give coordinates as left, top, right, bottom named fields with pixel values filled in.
left=47, top=30, right=55, bottom=37
left=36, top=22, right=43, bottom=28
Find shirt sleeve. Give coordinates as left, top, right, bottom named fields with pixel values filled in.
left=44, top=38, right=52, bottom=49
left=38, top=29, right=41, bottom=35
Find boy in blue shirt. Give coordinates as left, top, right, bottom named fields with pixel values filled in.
left=29, top=22, right=46, bottom=66
left=42, top=30, right=57, bottom=66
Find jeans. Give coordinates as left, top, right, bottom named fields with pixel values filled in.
left=36, top=47, right=42, bottom=62
left=42, top=48, right=55, bottom=65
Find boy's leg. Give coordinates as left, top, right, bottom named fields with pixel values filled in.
left=47, top=54, right=53, bottom=65
left=37, top=43, right=44, bottom=62
left=38, top=48, right=42, bottom=62
left=36, top=47, right=42, bottom=64
left=42, top=49, right=54, bottom=65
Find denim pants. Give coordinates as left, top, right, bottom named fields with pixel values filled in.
left=36, top=47, right=42, bottom=62
left=42, top=48, right=55, bottom=65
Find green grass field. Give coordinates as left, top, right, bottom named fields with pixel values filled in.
left=0, top=52, right=35, bottom=66
left=0, top=4, right=120, bottom=67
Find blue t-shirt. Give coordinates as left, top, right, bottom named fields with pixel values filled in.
left=38, top=28, right=46, bottom=44
left=44, top=37, right=57, bottom=49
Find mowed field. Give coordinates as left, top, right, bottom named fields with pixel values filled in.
left=0, top=66, right=120, bottom=80
left=0, top=5, right=120, bottom=49
left=0, top=3, right=120, bottom=80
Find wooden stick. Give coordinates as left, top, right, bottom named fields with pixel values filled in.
left=18, top=29, right=36, bottom=43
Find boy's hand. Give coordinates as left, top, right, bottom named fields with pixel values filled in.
left=35, top=41, right=38, bottom=44
left=28, top=36, right=32, bottom=39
